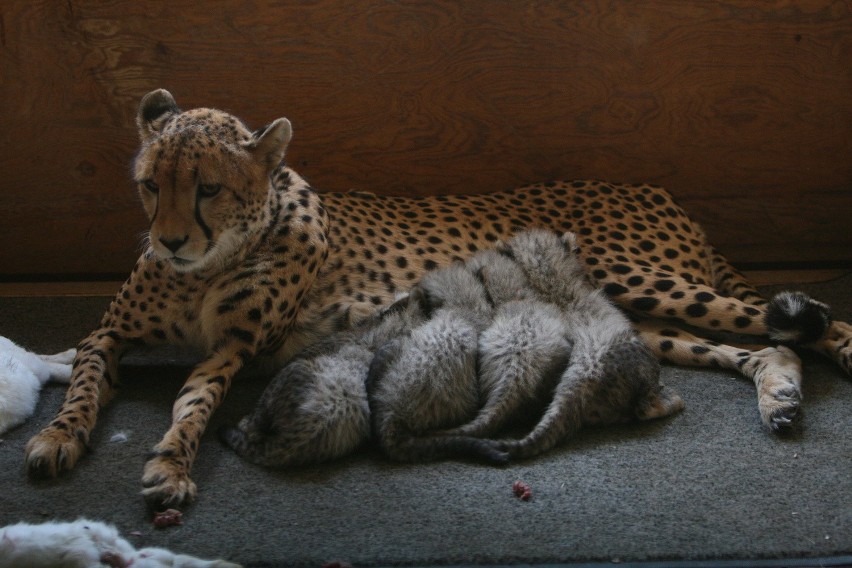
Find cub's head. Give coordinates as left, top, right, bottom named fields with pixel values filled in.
left=495, top=229, right=586, bottom=300
left=465, top=249, right=532, bottom=307
left=410, top=262, right=491, bottom=319
left=133, top=89, right=292, bottom=273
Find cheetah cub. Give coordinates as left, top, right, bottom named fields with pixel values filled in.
left=217, top=301, right=417, bottom=467
left=219, top=263, right=508, bottom=466
left=477, top=230, right=684, bottom=459
left=365, top=262, right=509, bottom=463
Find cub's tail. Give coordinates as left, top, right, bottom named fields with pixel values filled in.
left=375, top=420, right=509, bottom=465
left=765, top=291, right=832, bottom=344
left=217, top=424, right=251, bottom=456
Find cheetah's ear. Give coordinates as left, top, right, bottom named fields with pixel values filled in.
left=245, top=118, right=293, bottom=170
left=137, top=89, right=180, bottom=141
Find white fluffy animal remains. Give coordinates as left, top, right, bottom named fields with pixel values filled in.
left=0, top=518, right=240, bottom=568
left=0, top=337, right=75, bottom=436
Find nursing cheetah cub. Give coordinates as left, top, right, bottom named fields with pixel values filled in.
left=219, top=262, right=507, bottom=466
left=221, top=230, right=683, bottom=467
left=474, top=230, right=684, bottom=459
left=376, top=229, right=683, bottom=461
left=366, top=260, right=508, bottom=463
left=217, top=302, right=410, bottom=467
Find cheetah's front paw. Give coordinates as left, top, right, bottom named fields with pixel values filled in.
left=749, top=346, right=803, bottom=432
left=141, top=455, right=198, bottom=509
left=25, top=426, right=87, bottom=478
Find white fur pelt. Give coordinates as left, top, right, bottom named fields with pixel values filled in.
left=0, top=518, right=240, bottom=568
left=0, top=336, right=76, bottom=435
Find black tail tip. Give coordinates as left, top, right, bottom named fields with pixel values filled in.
left=765, top=291, right=832, bottom=344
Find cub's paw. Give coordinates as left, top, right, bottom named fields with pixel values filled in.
left=25, top=426, right=87, bottom=478
left=141, top=455, right=198, bottom=509
left=636, top=385, right=685, bottom=421
left=750, top=346, right=803, bottom=432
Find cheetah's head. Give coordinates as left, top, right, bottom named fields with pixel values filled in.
left=133, top=89, right=292, bottom=273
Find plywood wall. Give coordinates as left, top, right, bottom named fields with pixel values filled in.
left=1, top=0, right=850, bottom=278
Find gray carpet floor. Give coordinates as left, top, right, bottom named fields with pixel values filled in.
left=0, top=275, right=850, bottom=567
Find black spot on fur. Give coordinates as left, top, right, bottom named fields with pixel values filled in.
left=685, top=303, right=708, bottom=318
left=603, top=283, right=629, bottom=296
left=226, top=327, right=256, bottom=345
left=695, top=292, right=715, bottom=303
left=631, top=297, right=660, bottom=311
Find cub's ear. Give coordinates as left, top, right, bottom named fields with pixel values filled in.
left=137, top=89, right=180, bottom=141
left=495, top=240, right=515, bottom=260
left=245, top=118, right=292, bottom=170
left=560, top=231, right=580, bottom=254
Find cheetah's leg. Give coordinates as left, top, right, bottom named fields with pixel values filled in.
left=141, top=348, right=246, bottom=508
left=25, top=332, right=123, bottom=477
left=807, top=320, right=852, bottom=376
left=594, top=263, right=830, bottom=343
left=634, top=319, right=802, bottom=431
left=703, top=247, right=851, bottom=374
left=708, top=246, right=767, bottom=306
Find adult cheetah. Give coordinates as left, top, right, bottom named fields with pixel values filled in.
left=24, top=89, right=850, bottom=508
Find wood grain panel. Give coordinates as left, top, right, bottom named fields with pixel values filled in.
left=0, top=0, right=850, bottom=277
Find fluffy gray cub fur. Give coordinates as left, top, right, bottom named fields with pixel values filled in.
left=486, top=230, right=684, bottom=459
left=368, top=229, right=681, bottom=463
left=435, top=248, right=574, bottom=439
left=217, top=300, right=419, bottom=467
left=366, top=263, right=509, bottom=463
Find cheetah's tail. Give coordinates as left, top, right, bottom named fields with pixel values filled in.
left=765, top=291, right=832, bottom=345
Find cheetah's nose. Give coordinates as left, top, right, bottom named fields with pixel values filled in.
left=159, top=235, right=189, bottom=253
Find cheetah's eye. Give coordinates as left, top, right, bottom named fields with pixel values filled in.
left=197, top=183, right=222, bottom=198
left=142, top=180, right=159, bottom=194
